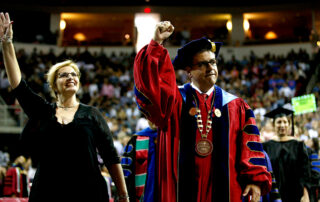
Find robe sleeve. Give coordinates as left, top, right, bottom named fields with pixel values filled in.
left=121, top=135, right=137, bottom=200
left=263, top=151, right=282, bottom=201
left=133, top=40, right=178, bottom=128
left=299, top=142, right=311, bottom=189
left=238, top=99, right=272, bottom=195
left=307, top=147, right=320, bottom=189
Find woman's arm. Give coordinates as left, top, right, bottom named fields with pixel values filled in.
left=92, top=107, right=129, bottom=201
left=300, top=187, right=309, bottom=202
left=1, top=12, right=21, bottom=89
left=1, top=12, right=50, bottom=118
left=108, top=163, right=129, bottom=202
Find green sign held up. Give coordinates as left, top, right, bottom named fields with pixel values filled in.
left=291, top=94, right=317, bottom=115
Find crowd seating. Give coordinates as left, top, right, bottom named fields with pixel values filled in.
left=0, top=43, right=319, bottom=199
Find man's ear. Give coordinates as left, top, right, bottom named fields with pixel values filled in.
left=185, top=66, right=192, bottom=80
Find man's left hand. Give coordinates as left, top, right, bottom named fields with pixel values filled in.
left=242, top=184, right=261, bottom=202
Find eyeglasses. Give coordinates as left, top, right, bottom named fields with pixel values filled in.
left=57, top=72, right=79, bottom=79
left=192, top=59, right=217, bottom=68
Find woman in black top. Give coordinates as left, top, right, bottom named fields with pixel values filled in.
left=0, top=12, right=129, bottom=202
left=263, top=107, right=310, bottom=202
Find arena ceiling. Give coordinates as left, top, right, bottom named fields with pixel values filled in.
left=3, top=0, right=320, bottom=7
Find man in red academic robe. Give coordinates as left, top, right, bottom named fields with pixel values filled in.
left=133, top=21, right=272, bottom=202
left=3, top=155, right=29, bottom=197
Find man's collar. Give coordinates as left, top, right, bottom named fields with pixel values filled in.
left=190, top=82, right=214, bottom=95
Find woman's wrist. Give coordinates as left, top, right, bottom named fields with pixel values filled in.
left=1, top=36, right=12, bottom=44
left=119, top=194, right=129, bottom=199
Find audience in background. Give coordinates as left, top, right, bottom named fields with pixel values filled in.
left=0, top=44, right=320, bottom=199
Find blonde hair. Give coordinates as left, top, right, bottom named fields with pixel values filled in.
left=46, top=60, right=81, bottom=98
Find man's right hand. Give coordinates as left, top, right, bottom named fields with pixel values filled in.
left=153, top=21, right=174, bottom=45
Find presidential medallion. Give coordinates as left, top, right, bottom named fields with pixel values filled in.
left=195, top=139, right=213, bottom=157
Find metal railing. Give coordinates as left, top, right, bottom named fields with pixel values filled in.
left=0, top=104, right=27, bottom=134
left=0, top=95, right=6, bottom=105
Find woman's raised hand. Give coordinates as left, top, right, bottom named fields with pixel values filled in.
left=0, top=12, right=13, bottom=42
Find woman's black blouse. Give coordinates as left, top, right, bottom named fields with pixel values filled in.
left=12, top=79, right=120, bottom=202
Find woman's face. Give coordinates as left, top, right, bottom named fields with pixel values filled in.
left=274, top=116, right=290, bottom=137
left=55, top=65, right=80, bottom=96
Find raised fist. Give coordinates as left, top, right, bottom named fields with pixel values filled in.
left=153, top=21, right=174, bottom=45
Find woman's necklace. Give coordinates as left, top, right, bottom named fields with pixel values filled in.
left=57, top=103, right=78, bottom=111
left=56, top=102, right=79, bottom=124
left=191, top=88, right=217, bottom=157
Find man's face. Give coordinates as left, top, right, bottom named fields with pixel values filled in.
left=15, top=156, right=26, bottom=167
left=187, top=50, right=218, bottom=92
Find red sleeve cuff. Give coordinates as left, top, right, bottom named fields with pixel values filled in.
left=147, top=39, right=166, bottom=58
